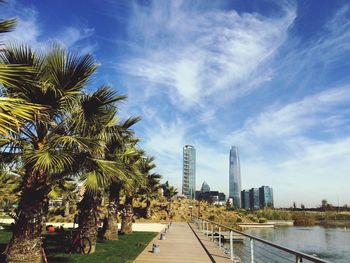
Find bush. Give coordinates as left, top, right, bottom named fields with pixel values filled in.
left=258, top=217, right=268, bottom=223
left=247, top=215, right=259, bottom=222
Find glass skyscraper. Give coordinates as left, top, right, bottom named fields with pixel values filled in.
left=241, top=186, right=274, bottom=210
left=182, top=145, right=196, bottom=199
left=259, top=186, right=274, bottom=208
left=229, top=146, right=241, bottom=208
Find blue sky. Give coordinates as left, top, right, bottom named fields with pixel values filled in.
left=2, top=0, right=350, bottom=207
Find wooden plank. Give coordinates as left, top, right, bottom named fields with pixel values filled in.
left=134, top=222, right=212, bottom=263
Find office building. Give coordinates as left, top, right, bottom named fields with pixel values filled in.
left=182, top=145, right=196, bottom=199
left=259, top=186, right=274, bottom=208
left=241, top=186, right=274, bottom=210
left=249, top=188, right=260, bottom=210
left=241, top=190, right=250, bottom=210
left=229, top=146, right=241, bottom=208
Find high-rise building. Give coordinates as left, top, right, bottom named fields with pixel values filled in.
left=241, top=190, right=250, bottom=210
left=259, top=186, right=274, bottom=208
left=241, top=186, right=274, bottom=210
left=229, top=146, right=241, bottom=208
left=182, top=145, right=196, bottom=199
left=249, top=188, right=260, bottom=210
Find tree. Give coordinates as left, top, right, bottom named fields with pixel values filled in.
left=120, top=147, right=146, bottom=234
left=72, top=87, right=127, bottom=253
left=0, top=170, right=20, bottom=211
left=138, top=156, right=161, bottom=219
left=163, top=184, right=178, bottom=218
left=1, top=44, right=98, bottom=263
left=102, top=121, right=141, bottom=240
left=321, top=199, right=328, bottom=210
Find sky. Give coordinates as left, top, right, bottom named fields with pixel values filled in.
left=2, top=0, right=350, bottom=207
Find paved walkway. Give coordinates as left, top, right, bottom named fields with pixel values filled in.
left=134, top=222, right=233, bottom=263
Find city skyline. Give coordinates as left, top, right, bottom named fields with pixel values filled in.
left=3, top=0, right=350, bottom=207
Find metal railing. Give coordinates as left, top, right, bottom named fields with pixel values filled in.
left=192, top=216, right=329, bottom=263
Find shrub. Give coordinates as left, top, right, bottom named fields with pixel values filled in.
left=258, top=217, right=268, bottom=223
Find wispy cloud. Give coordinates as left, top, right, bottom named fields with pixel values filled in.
left=121, top=0, right=296, bottom=108
left=2, top=3, right=96, bottom=52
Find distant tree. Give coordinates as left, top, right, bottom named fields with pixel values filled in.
left=301, top=204, right=305, bottom=210
left=293, top=202, right=297, bottom=210
left=321, top=199, right=328, bottom=210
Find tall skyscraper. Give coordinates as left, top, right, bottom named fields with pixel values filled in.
left=229, top=146, right=241, bottom=208
left=182, top=145, right=196, bottom=199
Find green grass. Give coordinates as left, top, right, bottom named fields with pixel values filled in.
left=0, top=226, right=157, bottom=263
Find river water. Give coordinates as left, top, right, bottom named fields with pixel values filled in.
left=223, top=226, right=350, bottom=262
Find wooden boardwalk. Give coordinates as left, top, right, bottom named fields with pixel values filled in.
left=134, top=222, right=233, bottom=263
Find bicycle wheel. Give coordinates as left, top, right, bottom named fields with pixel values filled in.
left=41, top=247, right=48, bottom=263
left=79, top=237, right=91, bottom=254
left=74, top=237, right=91, bottom=254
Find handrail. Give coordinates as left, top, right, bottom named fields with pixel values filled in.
left=193, top=215, right=329, bottom=263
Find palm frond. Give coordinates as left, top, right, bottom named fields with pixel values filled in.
left=0, top=18, right=16, bottom=34
left=24, top=149, right=74, bottom=173
left=0, top=97, right=43, bottom=135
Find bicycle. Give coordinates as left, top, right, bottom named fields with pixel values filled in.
left=63, top=229, right=91, bottom=254
left=40, top=236, right=48, bottom=263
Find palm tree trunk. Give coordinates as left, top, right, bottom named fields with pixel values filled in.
left=146, top=199, right=151, bottom=219
left=78, top=192, right=100, bottom=253
left=167, top=199, right=173, bottom=218
left=6, top=170, right=48, bottom=263
left=103, top=183, right=120, bottom=240
left=121, top=195, right=133, bottom=234
left=64, top=199, right=70, bottom=217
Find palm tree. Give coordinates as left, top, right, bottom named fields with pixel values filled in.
left=164, top=184, right=178, bottom=219
left=138, top=157, right=161, bottom=219
left=102, top=117, right=140, bottom=240
left=1, top=44, right=98, bottom=263
left=48, top=180, right=77, bottom=217
left=0, top=170, right=20, bottom=211
left=120, top=147, right=146, bottom=234
left=72, top=87, right=127, bottom=252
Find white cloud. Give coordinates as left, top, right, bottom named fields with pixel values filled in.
left=121, top=0, right=296, bottom=108
left=3, top=8, right=41, bottom=47
left=2, top=4, right=95, bottom=52
left=229, top=86, right=350, bottom=144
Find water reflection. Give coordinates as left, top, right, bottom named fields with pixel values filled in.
left=224, top=226, right=350, bottom=262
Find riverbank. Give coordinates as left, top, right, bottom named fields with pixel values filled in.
left=317, top=220, right=350, bottom=227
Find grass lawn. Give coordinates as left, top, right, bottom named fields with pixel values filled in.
left=0, top=226, right=157, bottom=263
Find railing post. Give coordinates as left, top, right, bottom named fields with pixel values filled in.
left=219, top=226, right=221, bottom=249
left=202, top=220, right=204, bottom=232
left=250, top=238, right=254, bottom=263
left=206, top=221, right=209, bottom=236
left=230, top=230, right=233, bottom=261
left=295, top=255, right=302, bottom=263
left=211, top=224, right=213, bottom=241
